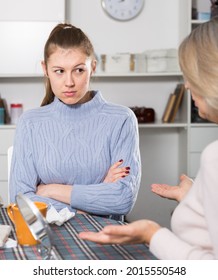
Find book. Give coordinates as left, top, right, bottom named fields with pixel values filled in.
left=0, top=96, right=10, bottom=124
left=169, top=83, right=185, bottom=123
left=162, top=93, right=176, bottom=123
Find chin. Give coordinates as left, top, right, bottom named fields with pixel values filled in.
left=61, top=97, right=77, bottom=105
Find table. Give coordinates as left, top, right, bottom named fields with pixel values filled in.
left=0, top=207, right=157, bottom=260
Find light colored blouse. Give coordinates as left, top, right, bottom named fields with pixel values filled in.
left=150, top=140, right=218, bottom=259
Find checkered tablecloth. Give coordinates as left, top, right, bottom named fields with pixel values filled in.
left=0, top=207, right=157, bottom=260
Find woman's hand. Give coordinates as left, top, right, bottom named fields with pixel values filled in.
left=78, top=219, right=161, bottom=245
left=103, top=160, right=130, bottom=183
left=151, top=174, right=193, bottom=202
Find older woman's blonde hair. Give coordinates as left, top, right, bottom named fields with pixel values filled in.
left=179, top=16, right=218, bottom=111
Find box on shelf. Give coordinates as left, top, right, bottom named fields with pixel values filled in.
left=98, top=49, right=180, bottom=74
left=100, top=53, right=134, bottom=73
left=134, top=53, right=147, bottom=73
left=146, top=49, right=180, bottom=73
left=166, top=49, right=180, bottom=72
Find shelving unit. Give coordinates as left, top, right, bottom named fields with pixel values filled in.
left=92, top=72, right=187, bottom=226
left=94, top=72, right=182, bottom=78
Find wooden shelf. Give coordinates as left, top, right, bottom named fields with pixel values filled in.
left=94, top=72, right=182, bottom=78
left=138, top=122, right=187, bottom=128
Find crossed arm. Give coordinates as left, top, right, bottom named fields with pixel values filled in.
left=36, top=160, right=130, bottom=205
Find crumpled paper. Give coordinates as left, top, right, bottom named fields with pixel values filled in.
left=0, top=225, right=13, bottom=248
left=46, top=205, right=75, bottom=226
left=4, top=238, right=17, bottom=248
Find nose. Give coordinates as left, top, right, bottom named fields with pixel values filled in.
left=65, top=73, right=74, bottom=87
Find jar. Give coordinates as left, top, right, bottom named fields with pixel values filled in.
left=10, top=103, right=23, bottom=125
left=0, top=107, right=5, bottom=124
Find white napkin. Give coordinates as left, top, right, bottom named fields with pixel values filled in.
left=4, top=238, right=17, bottom=248
left=0, top=225, right=12, bottom=248
left=46, top=205, right=75, bottom=226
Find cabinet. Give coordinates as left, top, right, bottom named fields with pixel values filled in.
left=0, top=0, right=65, bottom=76
left=0, top=0, right=65, bottom=21
left=92, top=73, right=186, bottom=227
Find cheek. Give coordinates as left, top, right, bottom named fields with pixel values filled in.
left=77, top=75, right=90, bottom=88
left=49, top=77, right=62, bottom=93
left=197, top=101, right=208, bottom=116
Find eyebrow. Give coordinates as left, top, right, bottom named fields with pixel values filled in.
left=51, top=63, right=87, bottom=68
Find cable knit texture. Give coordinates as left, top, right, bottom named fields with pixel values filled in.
left=10, top=91, right=141, bottom=215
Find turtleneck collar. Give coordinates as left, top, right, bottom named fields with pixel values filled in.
left=50, top=90, right=106, bottom=122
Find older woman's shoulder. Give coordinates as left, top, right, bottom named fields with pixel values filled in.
left=201, top=140, right=218, bottom=162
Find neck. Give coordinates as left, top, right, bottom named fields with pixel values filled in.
left=77, top=91, right=93, bottom=105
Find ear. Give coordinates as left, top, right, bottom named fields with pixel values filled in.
left=91, top=59, right=97, bottom=76
left=41, top=61, right=48, bottom=77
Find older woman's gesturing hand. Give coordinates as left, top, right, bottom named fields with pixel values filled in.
left=78, top=220, right=161, bottom=245
left=151, top=174, right=193, bottom=202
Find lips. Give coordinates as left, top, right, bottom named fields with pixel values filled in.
left=63, top=91, right=76, bottom=97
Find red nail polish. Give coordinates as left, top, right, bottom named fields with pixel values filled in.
left=126, top=167, right=130, bottom=170
left=119, top=159, right=123, bottom=162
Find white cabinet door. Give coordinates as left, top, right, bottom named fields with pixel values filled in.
left=0, top=21, right=60, bottom=75
left=0, top=155, right=7, bottom=181
left=190, top=127, right=218, bottom=152
left=0, top=0, right=65, bottom=22
left=0, top=128, right=15, bottom=153
left=189, top=127, right=218, bottom=178
left=0, top=0, right=65, bottom=76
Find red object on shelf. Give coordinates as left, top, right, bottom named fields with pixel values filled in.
left=10, top=103, right=23, bottom=124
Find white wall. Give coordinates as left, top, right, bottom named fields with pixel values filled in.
left=67, top=0, right=182, bottom=54
left=65, top=0, right=184, bottom=120
left=0, top=0, right=184, bottom=113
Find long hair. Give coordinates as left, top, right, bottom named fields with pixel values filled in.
left=41, top=23, right=95, bottom=106
left=179, top=16, right=218, bottom=111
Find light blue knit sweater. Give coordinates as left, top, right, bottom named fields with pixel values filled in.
left=10, top=91, right=141, bottom=216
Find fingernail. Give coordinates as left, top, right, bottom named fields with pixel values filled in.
left=126, top=167, right=130, bottom=170
left=125, top=171, right=129, bottom=174
left=122, top=175, right=126, bottom=178
left=119, top=159, right=123, bottom=162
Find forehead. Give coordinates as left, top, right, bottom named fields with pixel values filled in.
left=49, top=46, right=86, bottom=58
left=47, top=46, right=89, bottom=65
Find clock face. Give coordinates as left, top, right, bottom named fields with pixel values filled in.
left=102, top=0, right=145, bottom=21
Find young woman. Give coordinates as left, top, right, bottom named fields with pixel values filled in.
left=9, top=23, right=141, bottom=220
left=79, top=17, right=218, bottom=259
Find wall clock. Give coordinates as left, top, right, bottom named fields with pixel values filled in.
left=101, top=0, right=145, bottom=21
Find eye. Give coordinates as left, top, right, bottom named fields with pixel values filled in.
left=54, top=69, right=64, bottom=74
left=75, top=68, right=85, bottom=74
